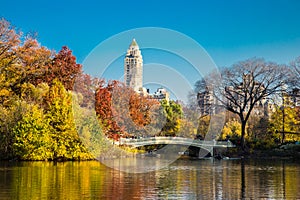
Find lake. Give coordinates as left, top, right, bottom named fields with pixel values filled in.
left=0, top=158, right=299, bottom=199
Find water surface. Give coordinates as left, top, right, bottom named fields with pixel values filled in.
left=0, top=158, right=299, bottom=199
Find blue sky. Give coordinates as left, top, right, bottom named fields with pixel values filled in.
left=1, top=0, right=300, bottom=101
left=1, top=0, right=300, bottom=66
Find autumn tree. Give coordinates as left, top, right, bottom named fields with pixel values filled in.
left=9, top=38, right=52, bottom=95
left=0, top=18, right=95, bottom=160
left=12, top=104, right=52, bottom=160
left=45, top=46, right=82, bottom=90
left=197, top=115, right=210, bottom=137
left=0, top=18, right=21, bottom=104
left=113, top=84, right=161, bottom=136
left=73, top=73, right=101, bottom=108
left=45, top=79, right=91, bottom=160
left=205, top=58, right=288, bottom=151
left=0, top=32, right=52, bottom=102
left=95, top=80, right=163, bottom=140
left=0, top=99, right=24, bottom=159
left=221, top=118, right=241, bottom=139
left=0, top=18, right=20, bottom=68
left=178, top=97, right=200, bottom=138
left=95, top=80, right=122, bottom=139
left=242, top=114, right=267, bottom=144
left=269, top=103, right=300, bottom=143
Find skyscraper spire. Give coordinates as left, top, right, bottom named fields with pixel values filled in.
left=130, top=38, right=138, bottom=46
left=124, top=39, right=143, bottom=92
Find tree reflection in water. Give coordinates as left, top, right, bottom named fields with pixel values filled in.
left=0, top=159, right=299, bottom=199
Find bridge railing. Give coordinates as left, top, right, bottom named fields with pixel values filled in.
left=119, top=137, right=235, bottom=147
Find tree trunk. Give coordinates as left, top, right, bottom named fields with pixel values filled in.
left=241, top=121, right=246, bottom=151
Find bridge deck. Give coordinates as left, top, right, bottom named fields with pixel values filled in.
left=119, top=137, right=235, bottom=149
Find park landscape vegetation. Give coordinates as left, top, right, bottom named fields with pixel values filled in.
left=0, top=18, right=299, bottom=161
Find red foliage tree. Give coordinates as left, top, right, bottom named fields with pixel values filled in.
left=95, top=80, right=123, bottom=140
left=45, top=46, right=82, bottom=90
left=73, top=73, right=101, bottom=108
left=94, top=80, right=160, bottom=140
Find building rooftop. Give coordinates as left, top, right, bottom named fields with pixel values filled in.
left=130, top=38, right=138, bottom=47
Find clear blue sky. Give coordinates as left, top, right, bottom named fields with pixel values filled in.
left=2, top=0, right=300, bottom=102
left=1, top=0, right=300, bottom=67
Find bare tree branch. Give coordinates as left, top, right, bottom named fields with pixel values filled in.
left=198, top=58, right=288, bottom=150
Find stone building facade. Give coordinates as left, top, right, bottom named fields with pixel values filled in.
left=124, top=39, right=169, bottom=101
left=288, top=88, right=300, bottom=106
left=124, top=39, right=143, bottom=93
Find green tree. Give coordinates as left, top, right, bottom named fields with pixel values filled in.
left=160, top=100, right=183, bottom=136
left=0, top=99, right=23, bottom=159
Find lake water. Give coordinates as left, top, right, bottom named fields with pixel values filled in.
left=0, top=158, right=299, bottom=199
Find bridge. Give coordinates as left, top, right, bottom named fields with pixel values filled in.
left=119, top=137, right=235, bottom=157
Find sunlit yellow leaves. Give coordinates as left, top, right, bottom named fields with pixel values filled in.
left=221, top=119, right=242, bottom=140
left=0, top=18, right=91, bottom=160
left=269, top=104, right=300, bottom=143
left=12, top=103, right=52, bottom=160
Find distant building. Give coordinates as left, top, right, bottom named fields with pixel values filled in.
left=197, top=86, right=218, bottom=116
left=149, top=88, right=170, bottom=102
left=288, top=88, right=300, bottom=107
left=123, top=39, right=169, bottom=101
left=124, top=39, right=143, bottom=93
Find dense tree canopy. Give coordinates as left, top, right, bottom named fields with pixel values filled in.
left=269, top=103, right=300, bottom=143
left=159, top=100, right=183, bottom=136
left=45, top=46, right=82, bottom=90
left=1, top=17, right=300, bottom=160
left=95, top=80, right=164, bottom=140
left=0, top=19, right=92, bottom=160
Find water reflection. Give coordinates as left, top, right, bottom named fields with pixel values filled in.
left=0, top=159, right=299, bottom=199
left=241, top=159, right=245, bottom=199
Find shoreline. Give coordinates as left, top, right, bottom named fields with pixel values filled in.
left=1, top=143, right=299, bottom=162
left=1, top=149, right=299, bottom=162
left=223, top=147, right=300, bottom=160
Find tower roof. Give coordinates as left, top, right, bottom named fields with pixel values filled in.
left=130, top=38, right=138, bottom=47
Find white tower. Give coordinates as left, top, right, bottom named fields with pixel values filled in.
left=124, top=39, right=143, bottom=92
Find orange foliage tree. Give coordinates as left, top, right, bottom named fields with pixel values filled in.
left=73, top=73, right=101, bottom=108
left=14, top=38, right=52, bottom=87
left=95, top=80, right=161, bottom=140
